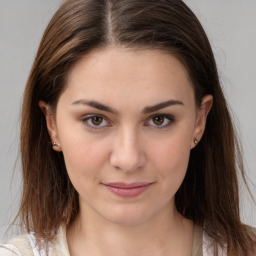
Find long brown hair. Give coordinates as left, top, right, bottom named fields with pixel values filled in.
left=18, top=0, right=255, bottom=255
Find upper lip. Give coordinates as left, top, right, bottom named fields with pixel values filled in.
left=103, top=182, right=153, bottom=188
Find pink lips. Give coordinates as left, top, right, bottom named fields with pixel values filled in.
left=103, top=182, right=152, bottom=198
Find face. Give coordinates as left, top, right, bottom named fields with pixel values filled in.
left=41, top=47, right=212, bottom=226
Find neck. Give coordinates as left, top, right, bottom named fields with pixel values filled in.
left=67, top=201, right=194, bottom=256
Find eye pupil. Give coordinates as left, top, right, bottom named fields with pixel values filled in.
left=153, top=116, right=164, bottom=125
left=92, top=116, right=103, bottom=125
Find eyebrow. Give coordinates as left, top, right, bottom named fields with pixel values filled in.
left=71, top=99, right=184, bottom=114
left=71, top=99, right=117, bottom=113
left=142, top=100, right=184, bottom=113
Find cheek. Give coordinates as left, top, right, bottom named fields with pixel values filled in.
left=158, top=148, right=190, bottom=202
left=156, top=141, right=190, bottom=177
left=62, top=140, right=109, bottom=176
left=60, top=138, right=111, bottom=200
left=56, top=118, right=110, bottom=184
left=150, top=130, right=192, bottom=189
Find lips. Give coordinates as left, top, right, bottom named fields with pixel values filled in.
left=103, top=182, right=153, bottom=198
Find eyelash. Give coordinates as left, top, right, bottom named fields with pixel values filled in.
left=81, top=114, right=175, bottom=130
left=145, top=114, right=175, bottom=129
left=81, top=114, right=111, bottom=130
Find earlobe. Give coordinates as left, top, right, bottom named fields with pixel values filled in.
left=39, top=101, right=62, bottom=152
left=191, top=94, right=213, bottom=149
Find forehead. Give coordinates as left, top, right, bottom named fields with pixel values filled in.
left=60, top=46, right=195, bottom=107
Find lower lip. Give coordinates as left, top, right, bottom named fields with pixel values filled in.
left=104, top=184, right=151, bottom=198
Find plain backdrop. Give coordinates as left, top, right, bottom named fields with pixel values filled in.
left=0, top=0, right=255, bottom=242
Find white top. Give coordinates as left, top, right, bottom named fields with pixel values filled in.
left=0, top=226, right=226, bottom=256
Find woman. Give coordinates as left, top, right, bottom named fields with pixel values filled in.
left=0, top=0, right=255, bottom=255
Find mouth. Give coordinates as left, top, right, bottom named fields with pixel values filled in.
left=102, top=182, right=153, bottom=198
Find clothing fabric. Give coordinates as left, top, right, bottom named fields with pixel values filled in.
left=0, top=225, right=225, bottom=256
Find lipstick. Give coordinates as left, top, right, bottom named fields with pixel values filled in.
left=103, top=182, right=152, bottom=198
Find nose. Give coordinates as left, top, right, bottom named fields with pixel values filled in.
left=109, top=127, right=146, bottom=172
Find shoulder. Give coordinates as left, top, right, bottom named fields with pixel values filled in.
left=0, top=226, right=70, bottom=256
left=246, top=225, right=256, bottom=256
left=246, top=225, right=256, bottom=235
left=0, top=244, right=21, bottom=256
left=192, top=224, right=227, bottom=256
left=0, top=234, right=32, bottom=256
left=202, top=225, right=256, bottom=256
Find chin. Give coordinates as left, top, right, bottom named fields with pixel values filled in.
left=98, top=204, right=154, bottom=226
left=103, top=214, right=151, bottom=226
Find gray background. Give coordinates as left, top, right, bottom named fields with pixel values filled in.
left=0, top=0, right=255, bottom=242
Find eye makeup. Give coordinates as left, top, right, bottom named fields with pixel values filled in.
left=80, top=113, right=175, bottom=131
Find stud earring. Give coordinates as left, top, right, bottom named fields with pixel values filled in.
left=52, top=142, right=58, bottom=147
left=51, top=142, right=62, bottom=152
left=194, top=139, right=198, bottom=145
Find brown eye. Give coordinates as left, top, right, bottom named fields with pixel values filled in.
left=146, top=114, right=175, bottom=128
left=82, top=115, right=109, bottom=129
left=152, top=115, right=165, bottom=125
left=91, top=116, right=103, bottom=126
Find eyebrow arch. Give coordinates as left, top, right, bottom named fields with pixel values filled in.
left=71, top=99, right=117, bottom=114
left=71, top=99, right=184, bottom=114
left=142, top=100, right=184, bottom=113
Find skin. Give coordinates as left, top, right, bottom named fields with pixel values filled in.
left=40, top=46, right=213, bottom=256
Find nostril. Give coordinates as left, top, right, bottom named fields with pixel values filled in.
left=109, top=148, right=146, bottom=172
left=109, top=130, right=146, bottom=172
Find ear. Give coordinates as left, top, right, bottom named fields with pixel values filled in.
left=39, top=101, right=62, bottom=152
left=191, top=94, right=213, bottom=149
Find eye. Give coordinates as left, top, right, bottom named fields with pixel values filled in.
left=146, top=114, right=174, bottom=128
left=81, top=115, right=110, bottom=129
